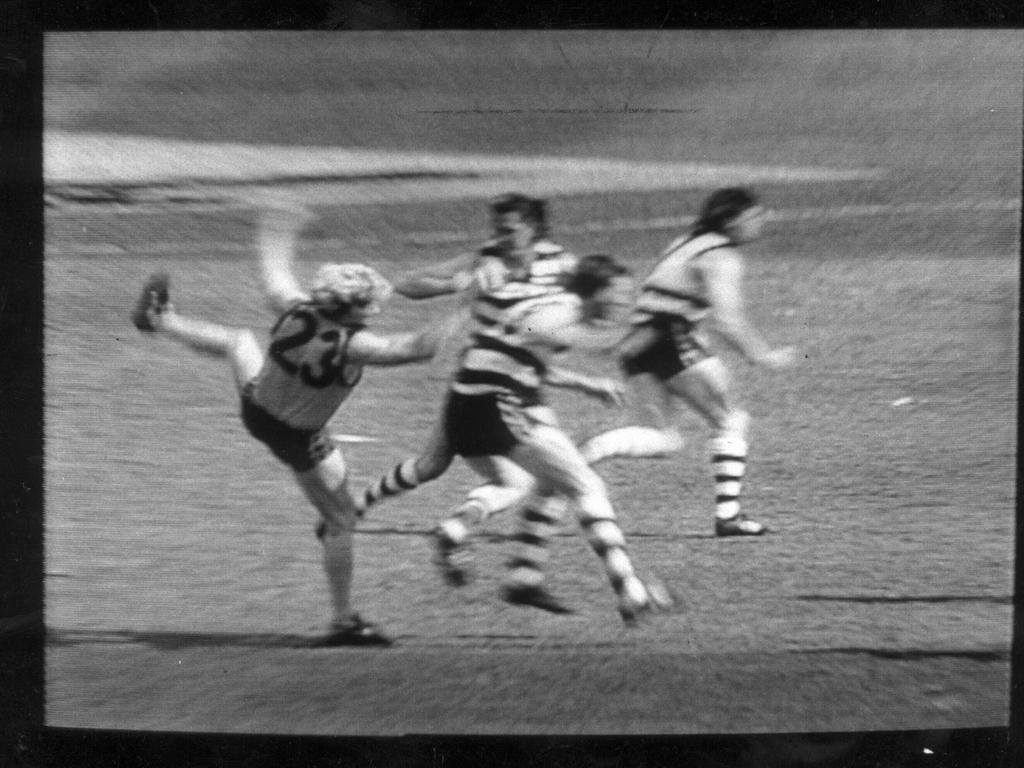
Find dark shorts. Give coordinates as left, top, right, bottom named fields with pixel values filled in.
left=444, top=390, right=533, bottom=458
left=239, top=384, right=333, bottom=473
left=619, top=317, right=711, bottom=381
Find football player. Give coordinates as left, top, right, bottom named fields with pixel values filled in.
left=361, top=193, right=679, bottom=587
left=358, top=194, right=575, bottom=525
left=591, top=187, right=797, bottom=536
left=130, top=205, right=461, bottom=647
left=441, top=253, right=668, bottom=623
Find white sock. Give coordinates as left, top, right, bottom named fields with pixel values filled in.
left=580, top=426, right=684, bottom=465
left=321, top=528, right=355, bottom=626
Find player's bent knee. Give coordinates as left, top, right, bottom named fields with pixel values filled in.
left=719, top=409, right=750, bottom=439
left=661, top=427, right=686, bottom=452
left=729, top=409, right=750, bottom=434
left=315, top=514, right=354, bottom=541
left=582, top=518, right=626, bottom=550
left=468, top=484, right=529, bottom=515
left=560, top=468, right=608, bottom=502
left=415, top=452, right=452, bottom=482
left=230, top=329, right=265, bottom=385
left=316, top=520, right=336, bottom=540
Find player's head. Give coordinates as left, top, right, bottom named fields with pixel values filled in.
left=566, top=254, right=634, bottom=323
left=490, top=192, right=549, bottom=249
left=694, top=187, right=765, bottom=242
left=310, top=263, right=394, bottom=320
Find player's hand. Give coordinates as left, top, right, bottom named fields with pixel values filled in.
left=587, top=378, right=627, bottom=407
left=451, top=270, right=475, bottom=292
left=474, top=256, right=509, bottom=292
left=758, top=346, right=798, bottom=369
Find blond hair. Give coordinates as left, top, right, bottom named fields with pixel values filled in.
left=310, top=263, right=393, bottom=308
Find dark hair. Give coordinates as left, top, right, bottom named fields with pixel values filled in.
left=564, top=254, right=630, bottom=298
left=490, top=192, right=549, bottom=239
left=694, top=187, right=759, bottom=235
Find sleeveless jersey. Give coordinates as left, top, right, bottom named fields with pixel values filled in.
left=633, top=231, right=733, bottom=325
left=249, top=300, right=364, bottom=430
left=453, top=288, right=580, bottom=405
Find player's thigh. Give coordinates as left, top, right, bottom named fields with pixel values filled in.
left=509, top=424, right=605, bottom=500
left=461, top=455, right=523, bottom=488
left=466, top=456, right=536, bottom=514
left=663, top=356, right=734, bottom=428
left=489, top=455, right=536, bottom=491
left=415, top=398, right=456, bottom=480
left=229, top=330, right=265, bottom=391
left=293, top=448, right=359, bottom=531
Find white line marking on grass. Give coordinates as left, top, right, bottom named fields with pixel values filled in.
left=47, top=198, right=1020, bottom=257
left=330, top=433, right=379, bottom=444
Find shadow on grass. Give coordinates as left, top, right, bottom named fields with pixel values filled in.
left=795, top=594, right=1012, bottom=605
left=45, top=628, right=628, bottom=651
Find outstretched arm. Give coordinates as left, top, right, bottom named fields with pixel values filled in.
left=257, top=207, right=312, bottom=313
left=345, top=309, right=468, bottom=366
left=393, top=253, right=477, bottom=299
left=702, top=249, right=795, bottom=369
left=394, top=251, right=513, bottom=299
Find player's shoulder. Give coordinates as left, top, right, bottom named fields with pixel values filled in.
left=662, top=231, right=730, bottom=256
left=532, top=239, right=566, bottom=257
left=529, top=241, right=577, bottom=285
left=272, top=296, right=314, bottom=321
left=534, top=240, right=578, bottom=268
left=667, top=232, right=740, bottom=268
left=697, top=240, right=742, bottom=267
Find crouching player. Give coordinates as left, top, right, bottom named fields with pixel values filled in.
left=442, top=254, right=671, bottom=624
left=131, top=206, right=460, bottom=647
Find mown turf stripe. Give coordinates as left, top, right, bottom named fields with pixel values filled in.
left=47, top=197, right=1020, bottom=258
left=45, top=130, right=882, bottom=187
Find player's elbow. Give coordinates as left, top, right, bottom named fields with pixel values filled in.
left=379, top=335, right=435, bottom=365
left=409, top=334, right=439, bottom=361
left=264, top=289, right=299, bottom=315
left=393, top=280, right=423, bottom=298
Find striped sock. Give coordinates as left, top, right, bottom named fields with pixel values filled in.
left=708, top=435, right=748, bottom=520
left=362, top=458, right=420, bottom=512
left=506, top=497, right=564, bottom=589
left=579, top=514, right=640, bottom=597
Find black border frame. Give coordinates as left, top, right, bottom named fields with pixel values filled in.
left=5, top=2, right=1020, bottom=765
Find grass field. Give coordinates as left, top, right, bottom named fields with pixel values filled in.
left=43, top=31, right=1019, bottom=736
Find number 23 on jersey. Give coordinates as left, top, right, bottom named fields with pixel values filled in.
left=268, top=306, right=362, bottom=389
